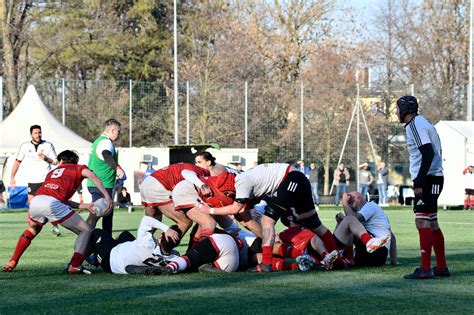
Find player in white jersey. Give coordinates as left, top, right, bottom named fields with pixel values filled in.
left=89, top=216, right=179, bottom=274
left=10, top=125, right=61, bottom=236
left=396, top=96, right=449, bottom=279
left=196, top=163, right=339, bottom=272
left=334, top=192, right=396, bottom=267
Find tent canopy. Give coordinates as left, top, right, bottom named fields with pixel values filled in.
left=0, top=85, right=91, bottom=151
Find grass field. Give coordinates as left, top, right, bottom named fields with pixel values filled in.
left=1, top=206, right=473, bottom=314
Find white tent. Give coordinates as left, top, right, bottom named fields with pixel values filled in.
left=0, top=85, right=91, bottom=150
left=0, top=85, right=91, bottom=188
left=435, top=120, right=474, bottom=206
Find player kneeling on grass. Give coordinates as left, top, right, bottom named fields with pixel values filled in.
left=2, top=150, right=112, bottom=274
left=333, top=192, right=396, bottom=267
left=88, top=215, right=179, bottom=274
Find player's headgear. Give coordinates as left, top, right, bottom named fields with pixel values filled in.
left=57, top=150, right=79, bottom=164
left=396, top=95, right=418, bottom=121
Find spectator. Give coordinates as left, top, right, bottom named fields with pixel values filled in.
left=308, top=163, right=319, bottom=207
left=117, top=187, right=132, bottom=208
left=87, top=118, right=125, bottom=236
left=236, top=164, right=244, bottom=173
left=463, top=166, right=474, bottom=210
left=358, top=163, right=373, bottom=201
left=296, top=160, right=310, bottom=178
left=377, top=162, right=389, bottom=206
left=333, top=162, right=350, bottom=206
left=143, top=163, right=155, bottom=179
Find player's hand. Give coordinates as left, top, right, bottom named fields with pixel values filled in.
left=116, top=168, right=125, bottom=180
left=341, top=193, right=350, bottom=206
left=164, top=228, right=179, bottom=242
left=335, top=212, right=345, bottom=223
left=195, top=202, right=211, bottom=214
left=10, top=178, right=16, bottom=189
left=81, top=203, right=94, bottom=213
left=199, top=184, right=212, bottom=197
left=105, top=197, right=114, bottom=212
left=414, top=187, right=423, bottom=197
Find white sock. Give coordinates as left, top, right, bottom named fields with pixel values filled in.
left=166, top=256, right=188, bottom=272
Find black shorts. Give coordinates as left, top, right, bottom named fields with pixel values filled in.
left=28, top=183, right=42, bottom=196
left=92, top=229, right=135, bottom=273
left=354, top=239, right=388, bottom=267
left=263, top=171, right=321, bottom=229
left=465, top=188, right=474, bottom=195
left=413, top=176, right=444, bottom=219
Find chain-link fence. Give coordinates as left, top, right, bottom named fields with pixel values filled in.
left=0, top=78, right=424, bottom=194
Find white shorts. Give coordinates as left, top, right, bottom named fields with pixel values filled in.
left=140, top=176, right=173, bottom=207
left=29, top=195, right=75, bottom=225
left=172, top=180, right=200, bottom=211
left=209, top=234, right=239, bottom=272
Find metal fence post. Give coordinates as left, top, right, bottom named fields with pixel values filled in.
left=129, top=79, right=133, bottom=148
left=300, top=81, right=304, bottom=161
left=62, top=78, right=66, bottom=125
left=186, top=81, right=190, bottom=145
left=0, top=77, right=3, bottom=122
left=245, top=81, right=248, bottom=149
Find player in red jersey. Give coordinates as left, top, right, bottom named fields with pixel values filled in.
left=140, top=163, right=213, bottom=252
left=2, top=150, right=112, bottom=274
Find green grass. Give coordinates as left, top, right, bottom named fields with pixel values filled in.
left=1, top=206, right=474, bottom=314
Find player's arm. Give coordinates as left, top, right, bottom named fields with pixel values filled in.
left=40, top=143, right=58, bottom=165
left=82, top=168, right=113, bottom=210
left=137, top=216, right=178, bottom=242
left=413, top=143, right=435, bottom=191
left=66, top=199, right=92, bottom=212
left=181, top=169, right=211, bottom=196
left=101, top=150, right=125, bottom=179
left=10, top=160, right=22, bottom=187
left=196, top=200, right=245, bottom=216
left=389, top=231, right=398, bottom=265
left=368, top=173, right=374, bottom=185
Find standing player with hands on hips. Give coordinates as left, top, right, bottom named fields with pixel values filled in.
left=396, top=96, right=450, bottom=279
left=3, top=150, right=113, bottom=274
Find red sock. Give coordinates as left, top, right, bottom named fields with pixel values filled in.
left=11, top=230, right=36, bottom=263
left=262, top=245, right=273, bottom=265
left=432, top=228, right=447, bottom=269
left=470, top=199, right=474, bottom=209
left=464, top=199, right=469, bottom=209
left=69, top=252, right=85, bottom=268
left=271, top=257, right=297, bottom=271
left=419, top=227, right=433, bottom=271
left=278, top=243, right=301, bottom=258
left=320, top=230, right=338, bottom=252
left=343, top=245, right=354, bottom=261
left=360, top=232, right=372, bottom=245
